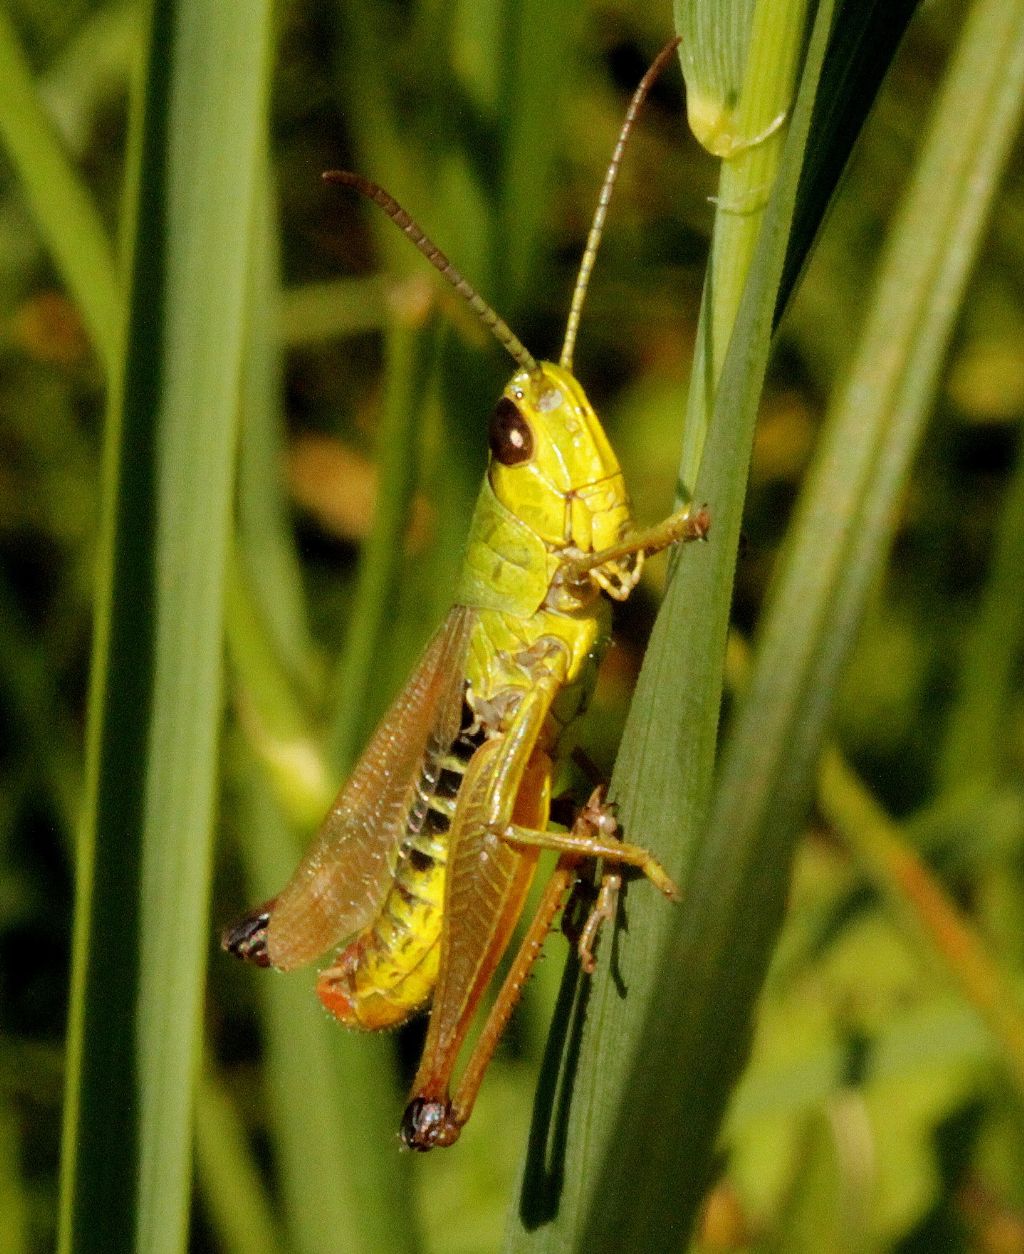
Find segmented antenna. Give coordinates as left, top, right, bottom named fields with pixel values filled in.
left=322, top=170, right=538, bottom=375
left=560, top=36, right=682, bottom=372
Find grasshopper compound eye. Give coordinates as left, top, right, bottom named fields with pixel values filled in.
left=489, top=397, right=534, bottom=466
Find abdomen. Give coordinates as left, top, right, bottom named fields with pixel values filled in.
left=316, top=840, right=446, bottom=1029
left=316, top=708, right=481, bottom=1030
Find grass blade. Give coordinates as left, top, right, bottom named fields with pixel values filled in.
left=58, top=2, right=274, bottom=1250
left=675, top=0, right=812, bottom=496
left=706, top=0, right=1024, bottom=1018
left=506, top=4, right=836, bottom=1249
left=0, top=7, right=119, bottom=368
left=776, top=0, right=920, bottom=318
left=328, top=323, right=436, bottom=769
left=644, top=0, right=1023, bottom=1238
left=495, top=0, right=580, bottom=312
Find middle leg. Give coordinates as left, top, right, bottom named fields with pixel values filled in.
left=499, top=788, right=681, bottom=902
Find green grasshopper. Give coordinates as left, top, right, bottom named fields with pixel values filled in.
left=224, top=36, right=708, bottom=1151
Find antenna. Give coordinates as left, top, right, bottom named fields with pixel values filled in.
left=322, top=170, right=539, bottom=375
left=560, top=36, right=682, bottom=372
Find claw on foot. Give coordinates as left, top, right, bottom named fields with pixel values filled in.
left=400, top=1097, right=462, bottom=1151
left=577, top=873, right=622, bottom=973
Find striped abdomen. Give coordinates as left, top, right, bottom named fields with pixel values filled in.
left=316, top=708, right=481, bottom=1030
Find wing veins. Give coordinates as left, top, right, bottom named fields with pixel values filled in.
left=266, top=607, right=473, bottom=971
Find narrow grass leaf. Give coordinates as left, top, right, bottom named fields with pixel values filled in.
left=58, top=3, right=274, bottom=1251
left=776, top=0, right=920, bottom=319
left=819, top=749, right=1024, bottom=1097
left=329, top=324, right=436, bottom=769
left=279, top=276, right=392, bottom=345
left=225, top=162, right=422, bottom=1243
left=506, top=5, right=836, bottom=1250
left=496, top=0, right=580, bottom=312
left=225, top=551, right=330, bottom=830
left=0, top=7, right=119, bottom=368
left=705, top=0, right=1024, bottom=1039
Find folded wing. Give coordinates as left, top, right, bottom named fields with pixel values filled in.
left=265, top=606, right=473, bottom=971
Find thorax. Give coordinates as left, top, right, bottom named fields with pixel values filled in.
left=464, top=602, right=611, bottom=755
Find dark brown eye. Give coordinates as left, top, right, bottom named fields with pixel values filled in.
left=489, top=397, right=534, bottom=466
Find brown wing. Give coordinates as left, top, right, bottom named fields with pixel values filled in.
left=265, top=606, right=473, bottom=971
left=410, top=682, right=557, bottom=1099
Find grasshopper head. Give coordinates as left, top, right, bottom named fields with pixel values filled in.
left=327, top=41, right=680, bottom=573
left=487, top=362, right=633, bottom=555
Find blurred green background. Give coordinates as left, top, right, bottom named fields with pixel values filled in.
left=2, top=1, right=1024, bottom=1251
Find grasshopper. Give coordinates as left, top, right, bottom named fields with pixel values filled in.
left=224, top=37, right=708, bottom=1151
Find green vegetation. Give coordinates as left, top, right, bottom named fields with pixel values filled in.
left=1, top=2, right=1023, bottom=1251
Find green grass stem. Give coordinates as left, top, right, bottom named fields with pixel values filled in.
left=507, top=4, right=836, bottom=1248
left=675, top=0, right=812, bottom=497
left=58, top=3, right=274, bottom=1249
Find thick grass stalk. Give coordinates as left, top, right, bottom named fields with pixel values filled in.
left=58, top=2, right=273, bottom=1250
left=675, top=0, right=812, bottom=496
left=658, top=0, right=1024, bottom=1238
left=506, top=5, right=835, bottom=1249
left=704, top=0, right=1024, bottom=1024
